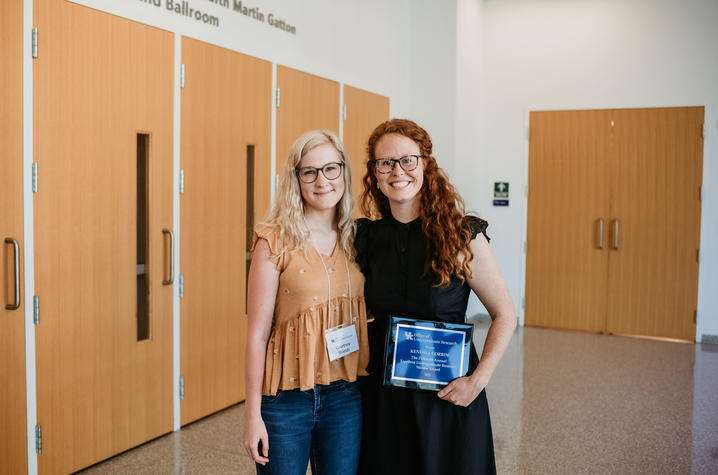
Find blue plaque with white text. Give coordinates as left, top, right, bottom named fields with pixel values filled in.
left=383, top=316, right=473, bottom=391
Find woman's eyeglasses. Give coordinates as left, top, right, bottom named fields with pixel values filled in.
left=295, top=162, right=344, bottom=183
left=373, top=155, right=422, bottom=174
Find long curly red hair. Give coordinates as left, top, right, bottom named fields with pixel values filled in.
left=361, top=119, right=475, bottom=287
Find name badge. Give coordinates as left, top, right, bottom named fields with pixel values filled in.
left=325, top=324, right=359, bottom=361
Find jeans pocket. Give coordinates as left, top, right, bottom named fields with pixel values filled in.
left=261, top=392, right=283, bottom=405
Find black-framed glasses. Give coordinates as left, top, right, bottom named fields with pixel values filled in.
left=373, top=155, right=422, bottom=174
left=295, top=162, right=344, bottom=183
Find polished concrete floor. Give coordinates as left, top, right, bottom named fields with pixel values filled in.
left=80, top=322, right=718, bottom=474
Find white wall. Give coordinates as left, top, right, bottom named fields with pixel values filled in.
left=455, top=0, right=718, bottom=341
left=405, top=0, right=458, bottom=167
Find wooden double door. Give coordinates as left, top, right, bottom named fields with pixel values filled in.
left=178, top=55, right=390, bottom=425
left=31, top=19, right=276, bottom=470
left=180, top=59, right=344, bottom=425
left=525, top=107, right=703, bottom=341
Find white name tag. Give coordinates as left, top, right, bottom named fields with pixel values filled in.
left=325, top=324, right=360, bottom=361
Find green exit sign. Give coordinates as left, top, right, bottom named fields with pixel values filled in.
left=494, top=182, right=509, bottom=198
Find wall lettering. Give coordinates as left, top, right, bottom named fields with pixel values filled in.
left=136, top=0, right=297, bottom=34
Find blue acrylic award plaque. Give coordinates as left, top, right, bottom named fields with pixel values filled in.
left=383, top=316, right=473, bottom=391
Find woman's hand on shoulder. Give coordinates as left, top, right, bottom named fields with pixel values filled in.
left=242, top=414, right=270, bottom=465
left=437, top=371, right=489, bottom=407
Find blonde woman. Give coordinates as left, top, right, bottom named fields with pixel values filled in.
left=242, top=130, right=369, bottom=475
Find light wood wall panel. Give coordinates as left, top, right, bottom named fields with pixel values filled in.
left=0, top=0, right=27, bottom=473
left=607, top=107, right=703, bottom=340
left=343, top=85, right=390, bottom=216
left=525, top=110, right=612, bottom=332
left=180, top=37, right=272, bottom=425
left=34, top=1, right=174, bottom=472
left=276, top=66, right=340, bottom=173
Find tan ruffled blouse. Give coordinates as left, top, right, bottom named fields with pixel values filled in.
left=254, top=225, right=369, bottom=396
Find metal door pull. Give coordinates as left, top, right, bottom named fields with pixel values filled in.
left=162, top=229, right=174, bottom=285
left=613, top=219, right=619, bottom=250
left=5, top=238, right=20, bottom=310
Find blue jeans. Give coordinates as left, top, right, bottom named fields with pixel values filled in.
left=257, top=380, right=362, bottom=475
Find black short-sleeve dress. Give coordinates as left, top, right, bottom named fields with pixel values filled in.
left=355, top=214, right=496, bottom=475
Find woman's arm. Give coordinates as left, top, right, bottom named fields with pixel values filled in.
left=437, top=233, right=517, bottom=406
left=242, top=238, right=280, bottom=464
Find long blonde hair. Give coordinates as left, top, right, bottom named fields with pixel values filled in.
left=260, top=130, right=356, bottom=257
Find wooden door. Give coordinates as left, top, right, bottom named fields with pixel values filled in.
left=276, top=66, right=340, bottom=168
left=606, top=107, right=703, bottom=340
left=526, top=107, right=703, bottom=341
left=0, top=0, right=27, bottom=473
left=525, top=110, right=612, bottom=332
left=34, top=1, right=174, bottom=472
left=343, top=85, right=390, bottom=214
left=180, top=38, right=271, bottom=425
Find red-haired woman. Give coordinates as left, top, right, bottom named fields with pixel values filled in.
left=355, top=119, right=517, bottom=474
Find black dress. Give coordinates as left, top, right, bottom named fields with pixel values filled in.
left=354, top=215, right=496, bottom=475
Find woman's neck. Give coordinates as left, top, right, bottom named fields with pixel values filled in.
left=389, top=198, right=420, bottom=224
left=304, top=208, right=338, bottom=256
left=304, top=207, right=337, bottom=233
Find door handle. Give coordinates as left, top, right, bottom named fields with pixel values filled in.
left=613, top=219, right=619, bottom=250
left=598, top=219, right=604, bottom=249
left=162, top=229, right=174, bottom=285
left=5, top=238, right=20, bottom=310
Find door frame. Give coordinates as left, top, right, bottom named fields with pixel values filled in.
left=22, top=0, right=38, bottom=473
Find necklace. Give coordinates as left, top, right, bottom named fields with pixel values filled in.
left=304, top=218, right=353, bottom=327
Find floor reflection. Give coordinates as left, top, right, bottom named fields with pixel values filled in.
left=691, top=342, right=718, bottom=474
left=482, top=322, right=718, bottom=474
left=81, top=322, right=718, bottom=474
